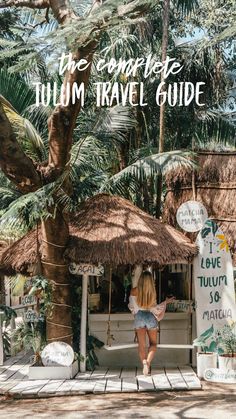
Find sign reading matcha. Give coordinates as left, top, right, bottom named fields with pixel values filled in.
left=41, top=342, right=74, bottom=367
left=176, top=200, right=208, bottom=232
left=193, top=220, right=236, bottom=336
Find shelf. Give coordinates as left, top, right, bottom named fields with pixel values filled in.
left=89, top=312, right=190, bottom=321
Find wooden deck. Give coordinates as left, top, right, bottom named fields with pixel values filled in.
left=0, top=352, right=201, bottom=398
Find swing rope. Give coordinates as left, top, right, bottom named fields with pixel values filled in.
left=105, top=267, right=137, bottom=348
left=106, top=266, right=114, bottom=346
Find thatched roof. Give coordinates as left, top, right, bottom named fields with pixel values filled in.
left=0, top=194, right=197, bottom=275
left=163, top=151, right=236, bottom=265
left=0, top=241, right=10, bottom=275
left=66, top=194, right=197, bottom=266
left=0, top=230, right=39, bottom=276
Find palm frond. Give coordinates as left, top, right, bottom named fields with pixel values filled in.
left=0, top=94, right=45, bottom=160
left=175, top=0, right=199, bottom=15
left=0, top=187, right=21, bottom=210
left=0, top=68, right=35, bottom=113
left=106, top=150, right=196, bottom=185
left=195, top=108, right=236, bottom=145
left=0, top=184, right=55, bottom=232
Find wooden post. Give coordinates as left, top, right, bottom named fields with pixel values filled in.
left=80, top=274, right=89, bottom=372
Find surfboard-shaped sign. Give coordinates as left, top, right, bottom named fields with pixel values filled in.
left=193, top=220, right=236, bottom=336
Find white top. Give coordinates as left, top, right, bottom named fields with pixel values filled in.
left=128, top=295, right=167, bottom=321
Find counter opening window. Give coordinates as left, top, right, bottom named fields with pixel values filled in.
left=103, top=266, right=194, bottom=352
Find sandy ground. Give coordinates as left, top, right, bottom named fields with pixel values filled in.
left=0, top=381, right=235, bottom=419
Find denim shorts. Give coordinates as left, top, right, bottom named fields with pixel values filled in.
left=134, top=310, right=159, bottom=330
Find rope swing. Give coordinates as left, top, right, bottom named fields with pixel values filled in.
left=106, top=266, right=115, bottom=346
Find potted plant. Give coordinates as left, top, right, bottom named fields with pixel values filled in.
left=193, top=325, right=218, bottom=378
left=13, top=320, right=46, bottom=365
left=216, top=322, right=236, bottom=371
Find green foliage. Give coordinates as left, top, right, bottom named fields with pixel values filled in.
left=0, top=304, right=17, bottom=325
left=0, top=305, right=17, bottom=355
left=193, top=324, right=217, bottom=353
left=13, top=321, right=46, bottom=359
left=0, top=183, right=55, bottom=232
left=216, top=322, right=236, bottom=356
left=0, top=69, right=35, bottom=114
left=175, top=0, right=199, bottom=15
left=87, top=335, right=104, bottom=370
left=193, top=323, right=236, bottom=355
left=28, top=275, right=52, bottom=316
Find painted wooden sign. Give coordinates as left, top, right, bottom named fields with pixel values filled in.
left=204, top=368, right=236, bottom=384
left=41, top=341, right=74, bottom=367
left=24, top=309, right=44, bottom=323
left=166, top=300, right=194, bottom=313
left=193, top=220, right=236, bottom=337
left=69, top=263, right=104, bottom=276
left=176, top=200, right=208, bottom=232
left=21, top=294, right=37, bottom=306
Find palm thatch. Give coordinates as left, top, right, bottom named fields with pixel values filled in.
left=163, top=151, right=236, bottom=265
left=0, top=194, right=197, bottom=275
left=0, top=241, right=14, bottom=273
left=0, top=231, right=38, bottom=276
left=66, top=194, right=197, bottom=266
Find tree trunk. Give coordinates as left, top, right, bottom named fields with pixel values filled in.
left=41, top=210, right=72, bottom=344
left=0, top=274, right=5, bottom=305
left=156, top=0, right=170, bottom=218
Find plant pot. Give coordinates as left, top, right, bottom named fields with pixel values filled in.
left=218, top=354, right=236, bottom=371
left=197, top=352, right=217, bottom=379
left=28, top=360, right=79, bottom=380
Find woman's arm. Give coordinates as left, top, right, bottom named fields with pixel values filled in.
left=150, top=297, right=175, bottom=321
left=128, top=288, right=138, bottom=315
left=130, top=287, right=137, bottom=296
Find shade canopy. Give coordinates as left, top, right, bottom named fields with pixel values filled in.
left=0, top=194, right=197, bottom=275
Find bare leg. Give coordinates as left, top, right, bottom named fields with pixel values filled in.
left=146, top=329, right=157, bottom=368
left=136, top=328, right=147, bottom=363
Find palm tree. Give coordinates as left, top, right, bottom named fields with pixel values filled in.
left=0, top=0, right=157, bottom=344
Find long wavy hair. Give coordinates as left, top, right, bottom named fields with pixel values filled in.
left=136, top=271, right=156, bottom=309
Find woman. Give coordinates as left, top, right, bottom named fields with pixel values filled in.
left=128, top=271, right=175, bottom=375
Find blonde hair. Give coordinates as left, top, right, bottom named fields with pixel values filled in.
left=136, top=271, right=156, bottom=309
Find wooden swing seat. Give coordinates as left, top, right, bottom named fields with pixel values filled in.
left=104, top=343, right=194, bottom=351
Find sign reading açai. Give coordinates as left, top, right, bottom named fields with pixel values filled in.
left=69, top=263, right=104, bottom=277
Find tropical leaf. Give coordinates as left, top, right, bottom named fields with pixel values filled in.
left=175, top=0, right=199, bottom=15
left=201, top=227, right=211, bottom=239
left=106, top=151, right=196, bottom=184
left=0, top=68, right=35, bottom=113
left=0, top=94, right=45, bottom=160
left=208, top=341, right=217, bottom=352
left=199, top=324, right=214, bottom=340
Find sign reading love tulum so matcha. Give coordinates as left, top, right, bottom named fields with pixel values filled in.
left=193, top=220, right=236, bottom=337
